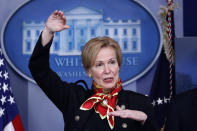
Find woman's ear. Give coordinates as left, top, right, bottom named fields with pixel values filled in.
left=86, top=69, right=92, bottom=77
left=88, top=74, right=91, bottom=77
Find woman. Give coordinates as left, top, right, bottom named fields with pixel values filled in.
left=29, top=10, right=158, bottom=131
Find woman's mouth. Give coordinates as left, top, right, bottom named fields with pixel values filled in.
left=103, top=77, right=113, bottom=83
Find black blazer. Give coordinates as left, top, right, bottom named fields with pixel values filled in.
left=29, top=34, right=159, bottom=131
left=165, top=88, right=197, bottom=131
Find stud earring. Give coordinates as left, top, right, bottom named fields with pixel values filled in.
left=88, top=74, right=91, bottom=77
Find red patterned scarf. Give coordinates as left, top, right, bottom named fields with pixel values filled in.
left=80, top=79, right=122, bottom=129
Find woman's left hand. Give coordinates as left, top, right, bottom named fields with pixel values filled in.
left=108, top=105, right=147, bottom=124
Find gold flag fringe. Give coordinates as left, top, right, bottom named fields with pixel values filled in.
left=158, top=3, right=177, bottom=65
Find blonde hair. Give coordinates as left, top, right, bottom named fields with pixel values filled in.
left=81, top=36, right=122, bottom=71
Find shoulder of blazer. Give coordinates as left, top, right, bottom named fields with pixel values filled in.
left=118, top=89, right=151, bottom=109
left=119, top=89, right=149, bottom=100
left=72, top=80, right=93, bottom=96
left=66, top=80, right=93, bottom=104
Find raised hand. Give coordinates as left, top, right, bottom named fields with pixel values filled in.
left=42, top=10, right=70, bottom=46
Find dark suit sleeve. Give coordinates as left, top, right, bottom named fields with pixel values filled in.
left=28, top=33, right=72, bottom=112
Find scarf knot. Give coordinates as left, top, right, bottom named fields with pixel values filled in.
left=80, top=79, right=122, bottom=129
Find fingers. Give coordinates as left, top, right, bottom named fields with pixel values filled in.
left=62, top=15, right=70, bottom=29
left=108, top=105, right=124, bottom=117
left=108, top=110, right=128, bottom=119
left=116, top=105, right=122, bottom=111
left=50, top=10, right=70, bottom=30
left=108, top=105, right=122, bottom=116
left=52, top=10, right=59, bottom=17
left=108, top=111, right=120, bottom=117
left=53, top=10, right=64, bottom=18
left=64, top=25, right=70, bottom=29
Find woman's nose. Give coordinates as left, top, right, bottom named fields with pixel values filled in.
left=103, top=65, right=110, bottom=74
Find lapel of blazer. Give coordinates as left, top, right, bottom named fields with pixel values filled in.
left=72, top=89, right=94, bottom=130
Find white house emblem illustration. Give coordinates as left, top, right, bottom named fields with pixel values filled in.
left=22, top=6, right=141, bottom=55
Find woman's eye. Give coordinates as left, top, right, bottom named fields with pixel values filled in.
left=110, top=60, right=116, bottom=64
left=96, top=63, right=103, bottom=67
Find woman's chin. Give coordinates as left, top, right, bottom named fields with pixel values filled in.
left=102, top=83, right=116, bottom=89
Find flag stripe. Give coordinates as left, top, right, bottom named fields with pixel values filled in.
left=12, top=114, right=24, bottom=131
left=3, top=122, right=14, bottom=131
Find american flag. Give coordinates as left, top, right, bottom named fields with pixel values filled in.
left=0, top=48, right=24, bottom=131
left=149, top=0, right=175, bottom=130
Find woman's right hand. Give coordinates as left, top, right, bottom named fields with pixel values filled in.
left=42, top=10, right=70, bottom=46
